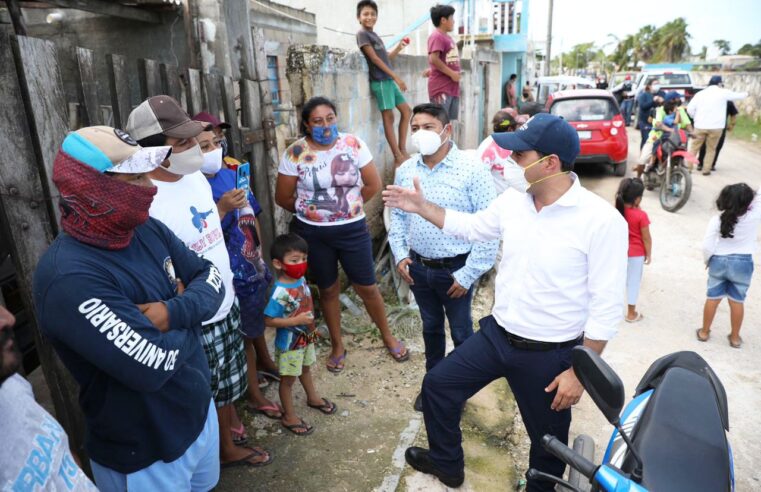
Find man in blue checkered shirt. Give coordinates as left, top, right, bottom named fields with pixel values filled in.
left=389, top=103, right=498, bottom=412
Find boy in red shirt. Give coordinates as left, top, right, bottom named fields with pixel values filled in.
left=427, top=4, right=461, bottom=121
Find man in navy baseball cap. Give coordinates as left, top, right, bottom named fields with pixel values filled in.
left=491, top=113, right=580, bottom=193
left=383, top=112, right=627, bottom=491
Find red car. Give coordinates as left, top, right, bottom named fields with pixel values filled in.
left=546, top=89, right=628, bottom=176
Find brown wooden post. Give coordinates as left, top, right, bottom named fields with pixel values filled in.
left=220, top=75, right=241, bottom=157
left=2, top=33, right=90, bottom=472
left=184, top=68, right=203, bottom=116
left=160, top=63, right=183, bottom=106
left=75, top=47, right=102, bottom=126
left=201, top=72, right=221, bottom=117
left=138, top=58, right=162, bottom=100
left=106, top=53, right=131, bottom=130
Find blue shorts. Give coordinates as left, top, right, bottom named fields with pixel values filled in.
left=90, top=400, right=219, bottom=492
left=292, top=217, right=376, bottom=288
left=235, top=276, right=271, bottom=339
left=707, top=254, right=754, bottom=302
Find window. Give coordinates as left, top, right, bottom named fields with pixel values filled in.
left=266, top=56, right=280, bottom=105
left=550, top=98, right=617, bottom=121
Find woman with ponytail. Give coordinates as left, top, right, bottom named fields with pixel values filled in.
left=615, top=177, right=651, bottom=322
left=698, top=183, right=761, bottom=348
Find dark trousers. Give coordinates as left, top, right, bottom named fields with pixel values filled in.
left=639, top=124, right=651, bottom=150
left=698, top=128, right=727, bottom=170
left=409, top=256, right=474, bottom=371
left=422, top=315, right=577, bottom=492
left=620, top=98, right=633, bottom=126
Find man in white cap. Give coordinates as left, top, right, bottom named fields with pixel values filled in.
left=33, top=126, right=226, bottom=490
left=127, top=97, right=270, bottom=467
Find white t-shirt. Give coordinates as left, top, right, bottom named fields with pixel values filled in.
left=703, top=188, right=761, bottom=263
left=278, top=133, right=372, bottom=226
left=150, top=171, right=235, bottom=324
left=0, top=374, right=98, bottom=491
left=474, top=135, right=515, bottom=194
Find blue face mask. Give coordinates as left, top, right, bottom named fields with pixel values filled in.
left=311, top=124, right=339, bottom=146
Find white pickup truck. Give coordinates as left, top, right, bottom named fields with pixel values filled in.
left=631, top=69, right=702, bottom=125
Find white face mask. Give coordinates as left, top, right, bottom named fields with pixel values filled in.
left=503, top=154, right=558, bottom=193
left=411, top=127, right=448, bottom=156
left=200, top=148, right=223, bottom=175
left=651, top=84, right=661, bottom=92
left=166, top=143, right=204, bottom=175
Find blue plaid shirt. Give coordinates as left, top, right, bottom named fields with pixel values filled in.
left=389, top=143, right=498, bottom=288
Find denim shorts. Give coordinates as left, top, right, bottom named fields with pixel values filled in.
left=292, top=217, right=376, bottom=288
left=707, top=254, right=754, bottom=302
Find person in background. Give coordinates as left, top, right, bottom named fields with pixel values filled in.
left=698, top=101, right=739, bottom=172
left=127, top=96, right=270, bottom=468
left=636, top=79, right=663, bottom=149
left=356, top=0, right=412, bottom=167
left=33, top=126, right=226, bottom=489
left=615, top=178, right=651, bottom=323
left=275, top=96, right=408, bottom=373
left=193, top=111, right=237, bottom=168
left=389, top=103, right=498, bottom=412
left=612, top=75, right=635, bottom=126
left=0, top=305, right=98, bottom=491
left=522, top=81, right=534, bottom=103
left=505, top=73, right=518, bottom=109
left=688, top=75, right=747, bottom=176
left=427, top=4, right=461, bottom=121
left=636, top=98, right=680, bottom=177
left=264, top=233, right=337, bottom=436
left=475, top=108, right=528, bottom=193
left=195, top=125, right=284, bottom=427
left=698, top=183, right=761, bottom=349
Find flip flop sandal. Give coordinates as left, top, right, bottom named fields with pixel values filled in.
left=221, top=446, right=273, bottom=468
left=307, top=397, right=337, bottom=415
left=246, top=402, right=283, bottom=420
left=230, top=423, right=248, bottom=446
left=696, top=328, right=710, bottom=342
left=282, top=419, right=314, bottom=436
left=258, top=369, right=281, bottom=382
left=624, top=313, right=644, bottom=323
left=257, top=375, right=269, bottom=389
left=387, top=341, right=410, bottom=362
left=728, top=335, right=743, bottom=348
left=326, top=350, right=347, bottom=374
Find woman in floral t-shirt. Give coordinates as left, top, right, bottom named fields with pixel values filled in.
left=275, top=96, right=409, bottom=373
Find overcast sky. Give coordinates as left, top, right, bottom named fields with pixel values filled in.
left=527, top=0, right=761, bottom=58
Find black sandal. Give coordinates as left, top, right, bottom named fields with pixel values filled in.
left=282, top=419, right=314, bottom=436
left=307, top=397, right=337, bottom=415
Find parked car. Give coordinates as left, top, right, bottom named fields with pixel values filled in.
left=535, top=75, right=595, bottom=105
left=547, top=89, right=628, bottom=176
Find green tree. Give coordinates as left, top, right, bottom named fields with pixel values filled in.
left=561, top=42, right=597, bottom=70
left=653, top=18, right=691, bottom=62
left=737, top=40, right=761, bottom=57
left=633, top=25, right=658, bottom=64
left=714, top=39, right=731, bottom=55
left=610, top=34, right=635, bottom=70
left=699, top=46, right=708, bottom=60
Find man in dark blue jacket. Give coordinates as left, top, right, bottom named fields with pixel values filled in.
left=33, top=126, right=225, bottom=491
left=636, top=79, right=664, bottom=149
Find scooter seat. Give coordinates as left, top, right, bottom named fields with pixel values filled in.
left=626, top=367, right=731, bottom=491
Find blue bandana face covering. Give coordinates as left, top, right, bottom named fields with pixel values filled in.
left=311, top=124, right=339, bottom=146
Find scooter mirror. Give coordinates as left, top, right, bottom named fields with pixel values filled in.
left=571, top=346, right=625, bottom=425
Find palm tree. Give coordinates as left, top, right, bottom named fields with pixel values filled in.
left=611, top=34, right=635, bottom=70
left=714, top=39, right=731, bottom=56
left=654, top=18, right=691, bottom=62
left=633, top=25, right=657, bottom=65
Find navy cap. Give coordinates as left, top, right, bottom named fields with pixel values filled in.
left=492, top=113, right=580, bottom=165
left=664, top=91, right=681, bottom=102
left=708, top=75, right=723, bottom=86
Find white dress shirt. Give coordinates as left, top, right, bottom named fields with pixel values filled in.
left=687, top=85, right=747, bottom=130
left=442, top=174, right=628, bottom=342
left=703, top=187, right=761, bottom=263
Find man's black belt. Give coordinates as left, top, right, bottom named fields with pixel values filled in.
left=409, top=250, right=469, bottom=269
left=502, top=330, right=583, bottom=351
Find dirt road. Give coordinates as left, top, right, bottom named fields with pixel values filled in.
left=571, top=129, right=761, bottom=491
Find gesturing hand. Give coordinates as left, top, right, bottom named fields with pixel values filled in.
left=382, top=176, right=426, bottom=214
left=397, top=258, right=414, bottom=285
left=545, top=368, right=585, bottom=411
left=137, top=302, right=170, bottom=333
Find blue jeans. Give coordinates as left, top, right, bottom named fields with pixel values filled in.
left=620, top=98, right=633, bottom=126
left=707, top=254, right=754, bottom=302
left=408, top=256, right=475, bottom=371
left=422, top=315, right=578, bottom=491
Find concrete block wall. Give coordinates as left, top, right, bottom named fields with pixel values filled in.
left=691, top=72, right=761, bottom=121
left=285, top=45, right=499, bottom=237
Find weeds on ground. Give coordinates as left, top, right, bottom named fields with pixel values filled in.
left=732, top=114, right=761, bottom=143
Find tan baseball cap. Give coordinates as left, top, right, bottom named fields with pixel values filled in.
left=126, top=95, right=211, bottom=141
left=61, top=126, right=171, bottom=173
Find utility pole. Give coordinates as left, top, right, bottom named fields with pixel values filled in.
left=545, top=0, right=553, bottom=75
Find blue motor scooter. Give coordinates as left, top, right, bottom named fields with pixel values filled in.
left=528, top=347, right=734, bottom=492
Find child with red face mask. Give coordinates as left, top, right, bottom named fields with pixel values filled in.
left=264, top=233, right=337, bottom=435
